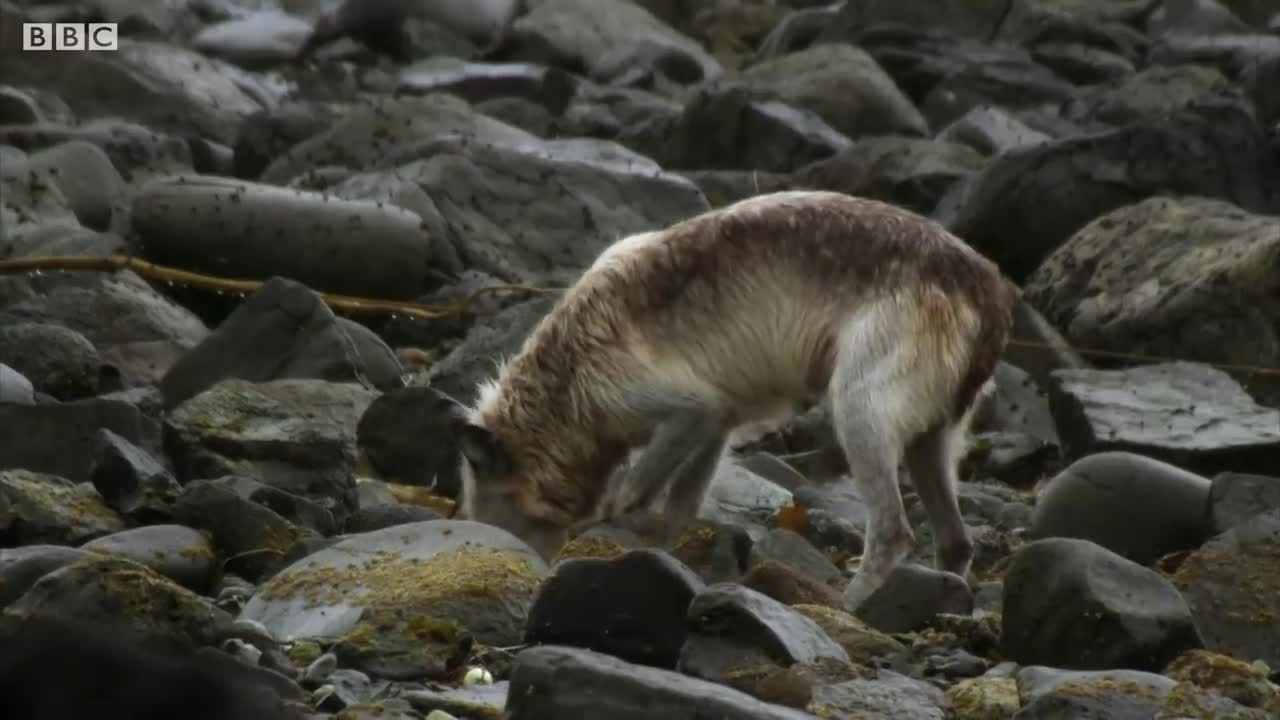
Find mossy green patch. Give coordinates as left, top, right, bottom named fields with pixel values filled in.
left=260, top=546, right=541, bottom=610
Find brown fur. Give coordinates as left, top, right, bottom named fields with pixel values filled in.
left=454, top=192, right=1017, bottom=601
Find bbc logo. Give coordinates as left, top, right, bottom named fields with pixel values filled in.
left=22, top=23, right=118, bottom=51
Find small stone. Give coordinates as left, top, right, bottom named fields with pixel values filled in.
left=855, top=563, right=974, bottom=634
left=945, top=676, right=1021, bottom=720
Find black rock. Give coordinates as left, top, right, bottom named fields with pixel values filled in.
left=1208, top=471, right=1280, bottom=534
left=683, top=583, right=849, bottom=668
left=1001, top=537, right=1203, bottom=671
left=1028, top=451, right=1213, bottom=566
left=89, top=427, right=181, bottom=521
left=0, top=611, right=305, bottom=720
left=344, top=503, right=443, bottom=533
left=855, top=563, right=974, bottom=634
left=505, top=645, right=816, bottom=720
left=1048, top=362, right=1280, bottom=478
left=524, top=548, right=704, bottom=668
left=1172, top=509, right=1280, bottom=672
left=355, top=385, right=466, bottom=498
left=159, top=276, right=404, bottom=411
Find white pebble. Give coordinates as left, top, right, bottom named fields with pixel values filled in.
left=462, top=666, right=493, bottom=686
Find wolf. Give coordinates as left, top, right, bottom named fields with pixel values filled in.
left=449, top=190, right=1017, bottom=611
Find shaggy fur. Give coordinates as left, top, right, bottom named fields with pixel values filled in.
left=452, top=190, right=1017, bottom=610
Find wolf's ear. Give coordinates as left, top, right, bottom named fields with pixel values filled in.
left=453, top=419, right=512, bottom=479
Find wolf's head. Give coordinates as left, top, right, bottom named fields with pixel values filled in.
left=450, top=413, right=569, bottom=561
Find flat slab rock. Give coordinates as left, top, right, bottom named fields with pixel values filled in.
left=504, top=645, right=815, bottom=720
left=239, top=520, right=548, bottom=647
left=1048, top=362, right=1280, bottom=477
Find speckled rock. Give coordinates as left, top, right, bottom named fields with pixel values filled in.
left=80, top=524, right=217, bottom=594
left=1172, top=510, right=1280, bottom=671
left=240, top=520, right=548, bottom=647
left=0, top=469, right=126, bottom=545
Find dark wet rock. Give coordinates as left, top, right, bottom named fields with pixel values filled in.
left=0, top=270, right=209, bottom=350
left=0, top=322, right=102, bottom=401
left=257, top=94, right=531, bottom=186
left=425, top=297, right=555, bottom=407
left=945, top=98, right=1278, bottom=283
left=232, top=101, right=349, bottom=181
left=1047, top=363, right=1280, bottom=477
left=1030, top=42, right=1135, bottom=86
left=0, top=39, right=279, bottom=146
left=1172, top=510, right=1280, bottom=671
left=0, top=611, right=306, bottom=720
left=505, top=644, right=814, bottom=719
left=740, top=560, right=844, bottom=609
left=89, top=428, right=180, bottom=521
left=810, top=671, right=947, bottom=718
left=0, top=545, right=92, bottom=606
left=344, top=503, right=442, bottom=533
left=355, top=385, right=463, bottom=496
left=1164, top=649, right=1280, bottom=715
left=0, top=119, right=194, bottom=184
left=935, top=105, right=1053, bottom=157
left=1146, top=31, right=1280, bottom=85
left=333, top=606, right=472, bottom=682
left=330, top=134, right=709, bottom=288
left=241, top=520, right=548, bottom=647
left=1062, top=64, right=1237, bottom=129
left=0, top=363, right=33, bottom=404
left=172, top=477, right=305, bottom=583
left=7, top=555, right=232, bottom=645
left=132, top=175, right=435, bottom=302
left=501, top=0, right=720, bottom=84
left=740, top=44, right=928, bottom=140
left=682, top=582, right=849, bottom=674
left=1002, top=298, right=1092, bottom=394
left=6, top=139, right=124, bottom=231
left=795, top=134, right=984, bottom=215
left=404, top=682, right=509, bottom=719
left=80, top=524, right=217, bottom=594
left=0, top=469, right=126, bottom=545
left=159, top=276, right=403, bottom=410
left=1002, top=537, right=1203, bottom=671
left=562, top=512, right=752, bottom=584
left=747, top=528, right=842, bottom=587
left=790, top=604, right=906, bottom=668
left=1029, top=452, right=1213, bottom=566
left=398, top=58, right=577, bottom=115
left=914, top=46, right=1078, bottom=131
left=474, top=95, right=559, bottom=137
left=619, top=81, right=850, bottom=174
left=855, top=563, right=973, bottom=634
left=525, top=548, right=704, bottom=668
left=1014, top=665, right=1176, bottom=719
left=986, top=361, right=1058, bottom=446
left=1026, top=196, right=1280, bottom=401
left=1209, top=472, right=1280, bottom=534
left=163, top=378, right=378, bottom=522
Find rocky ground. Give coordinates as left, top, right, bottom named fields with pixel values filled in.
left=2, top=0, right=1280, bottom=718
